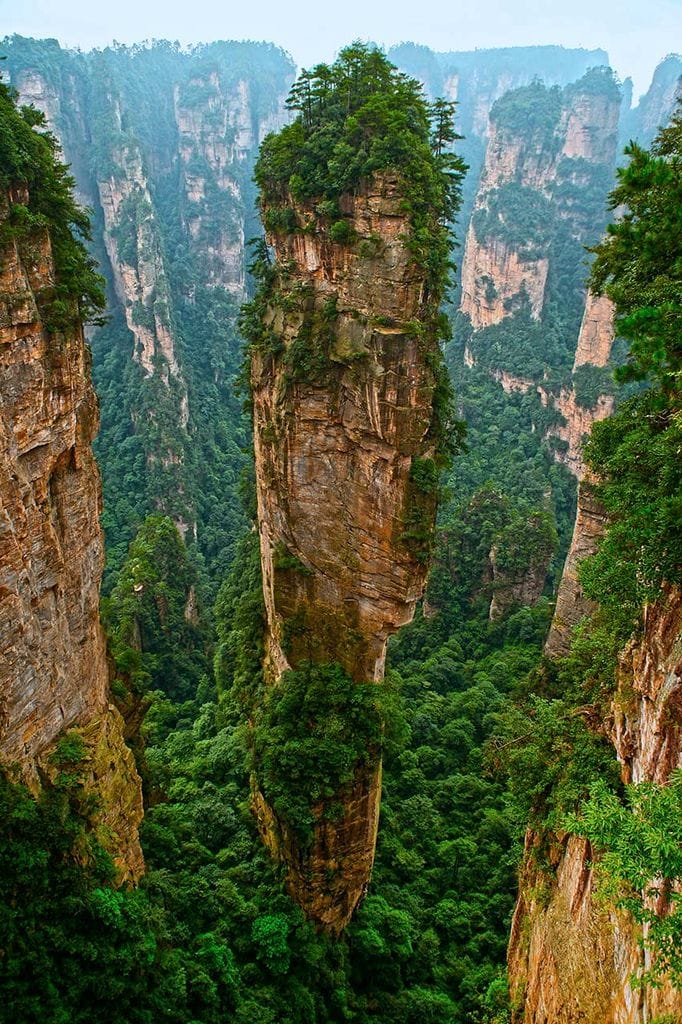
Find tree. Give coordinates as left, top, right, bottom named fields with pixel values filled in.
left=590, top=105, right=682, bottom=391
left=566, top=773, right=682, bottom=989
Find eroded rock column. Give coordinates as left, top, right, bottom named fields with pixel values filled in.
left=250, top=174, right=445, bottom=930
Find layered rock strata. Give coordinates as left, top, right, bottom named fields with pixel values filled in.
left=6, top=40, right=295, bottom=567
left=544, top=292, right=616, bottom=656
left=460, top=77, right=620, bottom=331
left=0, top=186, right=143, bottom=882
left=509, top=588, right=682, bottom=1023
left=251, top=174, right=442, bottom=930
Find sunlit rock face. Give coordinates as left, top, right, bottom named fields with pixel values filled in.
left=251, top=173, right=443, bottom=931
left=0, top=185, right=143, bottom=883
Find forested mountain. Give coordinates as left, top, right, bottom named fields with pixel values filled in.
left=0, top=34, right=680, bottom=1024
left=4, top=36, right=295, bottom=590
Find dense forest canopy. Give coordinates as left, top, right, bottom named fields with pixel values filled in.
left=0, top=37, right=681, bottom=1024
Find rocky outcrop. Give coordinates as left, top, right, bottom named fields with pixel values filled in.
left=489, top=543, right=550, bottom=622
left=509, top=589, right=682, bottom=1023
left=460, top=225, right=548, bottom=328
left=175, top=73, right=288, bottom=294
left=613, top=585, right=682, bottom=787
left=544, top=388, right=614, bottom=480
left=573, top=292, right=615, bottom=369
left=0, top=186, right=143, bottom=881
left=98, top=139, right=185, bottom=387
left=543, top=292, right=616, bottom=653
left=251, top=173, right=442, bottom=930
left=624, top=55, right=682, bottom=148
left=460, top=71, right=620, bottom=356
left=543, top=480, right=606, bottom=658
left=5, top=38, right=295, bottom=578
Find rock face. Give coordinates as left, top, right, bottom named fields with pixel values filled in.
left=543, top=481, right=606, bottom=659
left=0, top=187, right=143, bottom=880
left=489, top=543, right=550, bottom=622
left=5, top=38, right=295, bottom=578
left=543, top=291, right=616, bottom=654
left=623, top=55, right=682, bottom=148
left=573, top=292, right=616, bottom=370
left=460, top=225, right=548, bottom=329
left=460, top=75, right=621, bottom=334
left=509, top=588, right=682, bottom=1023
left=251, top=174, right=442, bottom=930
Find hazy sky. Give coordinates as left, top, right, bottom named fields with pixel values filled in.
left=1, top=0, right=680, bottom=99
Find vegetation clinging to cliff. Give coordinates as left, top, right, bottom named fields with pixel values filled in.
left=0, top=77, right=105, bottom=330
left=255, top=43, right=466, bottom=293
left=582, top=107, right=682, bottom=622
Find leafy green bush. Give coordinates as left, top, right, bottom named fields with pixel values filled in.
left=571, top=362, right=614, bottom=408
left=255, top=43, right=466, bottom=294
left=252, top=662, right=386, bottom=846
left=567, top=773, right=682, bottom=988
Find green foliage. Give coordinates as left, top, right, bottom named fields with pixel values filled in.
left=252, top=663, right=385, bottom=846
left=473, top=182, right=555, bottom=257
left=581, top=112, right=682, bottom=621
left=409, top=457, right=440, bottom=495
left=0, top=771, right=179, bottom=1024
left=580, top=395, right=682, bottom=620
left=273, top=542, right=313, bottom=575
left=0, top=77, right=105, bottom=330
left=488, top=692, right=621, bottom=837
left=590, top=106, right=682, bottom=390
left=571, top=362, right=614, bottom=407
left=50, top=731, right=87, bottom=766
left=104, top=515, right=212, bottom=702
left=465, top=71, right=623, bottom=387
left=3, top=37, right=295, bottom=594
left=255, top=43, right=466, bottom=293
left=489, top=80, right=563, bottom=139
left=566, top=773, right=682, bottom=989
left=251, top=914, right=291, bottom=974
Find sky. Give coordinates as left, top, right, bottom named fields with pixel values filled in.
left=1, top=0, right=680, bottom=100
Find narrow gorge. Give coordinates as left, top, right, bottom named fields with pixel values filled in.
left=0, top=31, right=680, bottom=1024
left=0, top=86, right=143, bottom=880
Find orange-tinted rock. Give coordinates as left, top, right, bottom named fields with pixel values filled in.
left=460, top=223, right=548, bottom=329
left=510, top=590, right=682, bottom=1023
left=251, top=173, right=441, bottom=929
left=573, top=293, right=615, bottom=369
left=543, top=386, right=615, bottom=481
left=613, top=585, right=682, bottom=786
left=543, top=291, right=617, bottom=653
left=459, top=81, right=620, bottom=335
left=0, top=189, right=143, bottom=882
left=544, top=479, right=606, bottom=659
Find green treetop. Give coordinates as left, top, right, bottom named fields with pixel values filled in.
left=254, top=43, right=466, bottom=293
left=590, top=105, right=682, bottom=391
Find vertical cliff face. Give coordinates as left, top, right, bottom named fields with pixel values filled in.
left=544, top=293, right=616, bottom=655
left=543, top=481, right=606, bottom=659
left=175, top=72, right=288, bottom=294
left=250, top=171, right=444, bottom=930
left=6, top=38, right=295, bottom=584
left=509, top=589, right=682, bottom=1024
left=623, top=55, right=682, bottom=147
left=460, top=73, right=621, bottom=337
left=0, top=186, right=143, bottom=881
